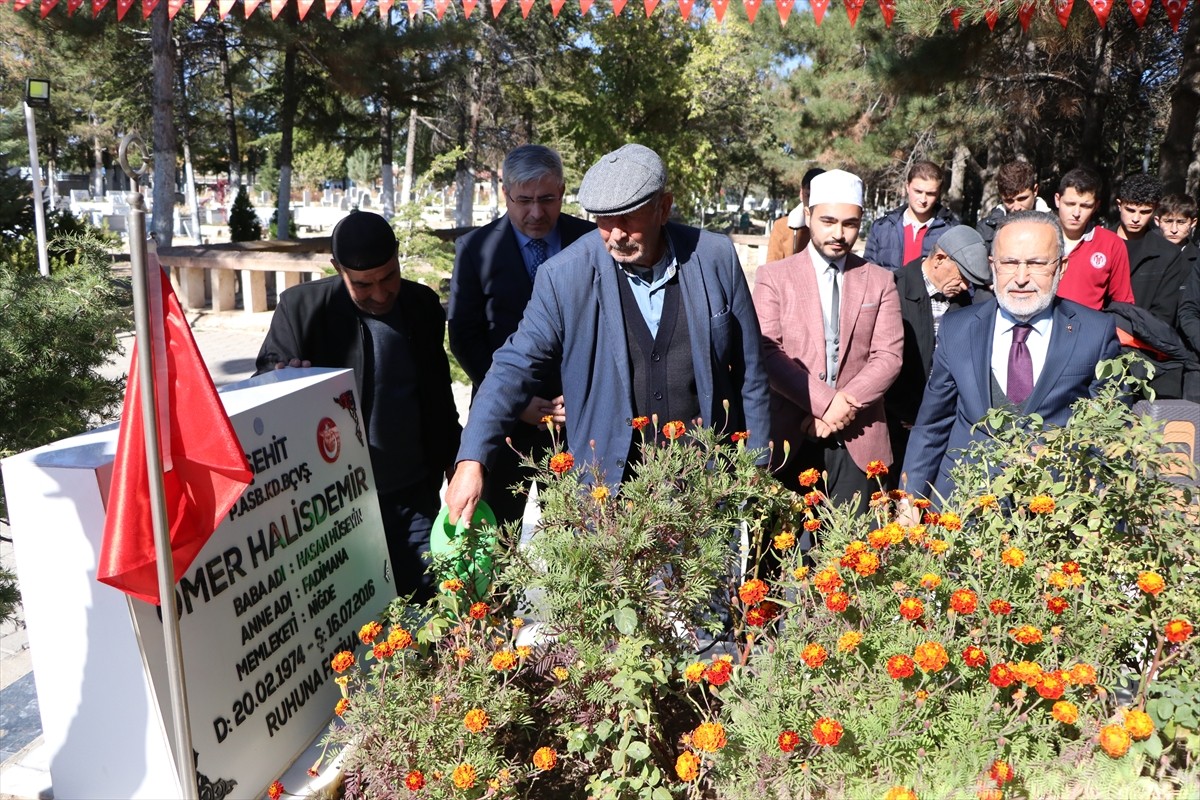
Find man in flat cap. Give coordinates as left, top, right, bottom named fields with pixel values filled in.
left=885, top=225, right=989, bottom=482
left=256, top=210, right=461, bottom=601
left=753, top=169, right=903, bottom=515
left=445, top=143, right=770, bottom=525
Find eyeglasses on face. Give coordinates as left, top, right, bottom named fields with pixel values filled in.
left=991, top=256, right=1061, bottom=276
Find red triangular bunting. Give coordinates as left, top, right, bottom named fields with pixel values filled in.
left=346, top=0, right=363, bottom=12
left=490, top=0, right=504, bottom=14
left=811, top=0, right=828, bottom=24
left=1162, top=0, right=1187, bottom=29
left=142, top=0, right=158, bottom=15
left=167, top=0, right=185, bottom=16
left=461, top=0, right=475, bottom=14
left=193, top=0, right=208, bottom=14
left=549, top=0, right=563, bottom=12
left=218, top=0, right=235, bottom=17
left=776, top=0, right=792, bottom=21
left=39, top=0, right=58, bottom=18
left=676, top=0, right=691, bottom=16
left=436, top=0, right=451, bottom=15
left=985, top=6, right=999, bottom=28
left=711, top=0, right=728, bottom=19
left=1054, top=0, right=1073, bottom=25
left=1086, top=0, right=1112, bottom=25
left=643, top=0, right=657, bottom=14
left=611, top=0, right=625, bottom=13
left=742, top=0, right=758, bottom=20
left=949, top=6, right=961, bottom=27
left=91, top=0, right=109, bottom=16
left=878, top=0, right=895, bottom=25
left=845, top=0, right=863, bottom=25
left=296, top=0, right=315, bottom=18
left=243, top=0, right=263, bottom=14
left=406, top=0, right=419, bottom=13
left=580, top=0, right=593, bottom=12
left=1127, top=0, right=1151, bottom=23
left=116, top=0, right=134, bottom=20
left=1018, top=0, right=1035, bottom=29
left=67, top=0, right=83, bottom=14
left=13, top=0, right=32, bottom=10
left=323, top=0, right=340, bottom=17
left=517, top=0, right=531, bottom=14
left=269, top=0, right=285, bottom=16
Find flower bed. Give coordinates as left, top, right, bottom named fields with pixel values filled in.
left=318, top=364, right=1198, bottom=799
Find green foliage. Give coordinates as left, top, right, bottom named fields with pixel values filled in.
left=293, top=141, right=345, bottom=194
left=0, top=564, right=19, bottom=629
left=227, top=186, right=262, bottom=242
left=346, top=147, right=379, bottom=189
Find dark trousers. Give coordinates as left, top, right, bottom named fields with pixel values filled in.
left=780, top=438, right=872, bottom=519
left=378, top=476, right=442, bottom=604
left=483, top=423, right=554, bottom=528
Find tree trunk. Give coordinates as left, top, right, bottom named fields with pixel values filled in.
left=455, top=54, right=482, bottom=228
left=218, top=23, right=242, bottom=189
left=1079, top=25, right=1113, bottom=169
left=401, top=104, right=417, bottom=206
left=91, top=127, right=105, bottom=197
left=1159, top=1, right=1200, bottom=194
left=176, top=45, right=203, bottom=244
left=150, top=2, right=177, bottom=247
left=946, top=144, right=969, bottom=217
left=276, top=39, right=299, bottom=241
left=380, top=101, right=395, bottom=220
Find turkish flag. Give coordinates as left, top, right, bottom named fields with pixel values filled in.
left=97, top=264, right=252, bottom=606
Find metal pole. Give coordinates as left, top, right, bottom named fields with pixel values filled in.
left=122, top=134, right=200, bottom=800
left=24, top=102, right=50, bottom=278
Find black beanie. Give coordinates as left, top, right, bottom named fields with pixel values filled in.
left=331, top=211, right=397, bottom=270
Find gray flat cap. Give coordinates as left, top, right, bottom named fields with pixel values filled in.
left=937, top=225, right=989, bottom=286
left=577, top=144, right=667, bottom=216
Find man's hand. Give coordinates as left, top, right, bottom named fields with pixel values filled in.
left=274, top=358, right=312, bottom=369
left=800, top=416, right=834, bottom=439
left=894, top=497, right=920, bottom=527
left=822, top=391, right=863, bottom=432
left=446, top=460, right=486, bottom=527
left=518, top=395, right=567, bottom=428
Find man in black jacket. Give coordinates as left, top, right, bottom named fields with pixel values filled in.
left=256, top=210, right=461, bottom=601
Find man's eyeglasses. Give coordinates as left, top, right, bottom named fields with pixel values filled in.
left=506, top=191, right=560, bottom=208
left=991, top=257, right=1061, bottom=277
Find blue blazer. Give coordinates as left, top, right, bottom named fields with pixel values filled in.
left=902, top=297, right=1120, bottom=501
left=456, top=222, right=771, bottom=484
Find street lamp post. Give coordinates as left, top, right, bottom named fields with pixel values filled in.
left=24, top=78, right=51, bottom=278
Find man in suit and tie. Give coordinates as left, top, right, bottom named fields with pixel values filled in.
left=901, top=210, right=1121, bottom=504
left=754, top=169, right=904, bottom=514
left=445, top=143, right=770, bottom=526
left=448, top=145, right=595, bottom=526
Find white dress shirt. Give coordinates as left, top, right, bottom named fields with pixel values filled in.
left=806, top=242, right=844, bottom=326
left=990, top=305, right=1054, bottom=395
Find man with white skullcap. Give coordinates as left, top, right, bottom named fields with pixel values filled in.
left=753, top=169, right=903, bottom=518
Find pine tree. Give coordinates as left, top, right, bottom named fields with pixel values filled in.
left=227, top=186, right=262, bottom=242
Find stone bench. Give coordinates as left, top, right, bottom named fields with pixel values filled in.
left=157, top=239, right=332, bottom=313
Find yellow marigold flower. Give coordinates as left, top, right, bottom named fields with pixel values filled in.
left=976, top=494, right=998, bottom=509
left=1001, top=547, right=1025, bottom=567
left=1048, top=570, right=1069, bottom=589
left=517, top=645, right=532, bottom=659
left=906, top=524, right=928, bottom=544
left=1028, top=495, right=1055, bottom=514
left=837, top=631, right=863, bottom=652
left=939, top=511, right=962, bottom=530
left=463, top=708, right=489, bottom=733
left=512, top=617, right=526, bottom=629
left=553, top=666, right=570, bottom=681
left=532, top=746, right=558, bottom=771
left=684, top=662, right=706, bottom=682
left=1052, top=700, right=1079, bottom=724
left=441, top=577, right=465, bottom=592
left=591, top=485, right=609, bottom=503
left=885, top=787, right=918, bottom=800
left=920, top=573, right=941, bottom=589
left=914, top=689, right=929, bottom=701
left=1124, top=709, right=1155, bottom=740
left=913, top=641, right=949, bottom=672
left=675, top=751, right=701, bottom=781
left=1010, top=625, right=1043, bottom=645
left=1012, top=660, right=1044, bottom=686
left=793, top=565, right=811, bottom=580
left=335, top=675, right=349, bottom=688
left=883, top=522, right=905, bottom=545
left=491, top=650, right=518, bottom=671
left=358, top=620, right=383, bottom=645
left=452, top=763, right=478, bottom=789
left=929, top=539, right=949, bottom=554
left=334, top=697, right=350, bottom=716
left=1137, top=571, right=1166, bottom=596
left=454, top=646, right=472, bottom=661
left=774, top=531, right=797, bottom=550
left=1099, top=724, right=1131, bottom=758
left=692, top=722, right=728, bottom=752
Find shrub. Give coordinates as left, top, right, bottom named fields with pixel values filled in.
left=227, top=187, right=262, bottom=242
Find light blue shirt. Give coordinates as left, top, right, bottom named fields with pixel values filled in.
left=620, top=241, right=678, bottom=337
left=510, top=222, right=563, bottom=276
left=991, top=305, right=1054, bottom=395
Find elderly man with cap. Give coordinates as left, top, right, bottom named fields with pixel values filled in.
left=753, top=169, right=903, bottom=515
left=255, top=210, right=461, bottom=601
left=884, top=225, right=990, bottom=484
left=445, top=143, right=770, bottom=525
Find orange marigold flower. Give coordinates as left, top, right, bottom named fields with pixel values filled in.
left=923, top=511, right=941, bottom=526
left=899, top=597, right=924, bottom=621
left=512, top=617, right=525, bottom=629
left=1069, top=663, right=1098, bottom=685
left=949, top=588, right=978, bottom=615
left=887, top=654, right=916, bottom=679
left=372, top=641, right=397, bottom=660
left=804, top=489, right=824, bottom=506
left=977, top=790, right=1002, bottom=800
left=553, top=666, right=570, bottom=681
left=268, top=781, right=284, bottom=800
left=631, top=415, right=651, bottom=430
left=533, top=746, right=558, bottom=771
left=334, top=697, right=350, bottom=716
left=731, top=430, right=750, bottom=443
left=988, top=599, right=1013, bottom=616
left=693, top=722, right=728, bottom=752
left=405, top=770, right=425, bottom=790
left=358, top=621, right=383, bottom=645
left=814, top=567, right=843, bottom=595
left=801, top=643, right=828, bottom=669
left=889, top=489, right=908, bottom=500
left=778, top=729, right=801, bottom=752
left=549, top=452, right=574, bottom=475
left=939, top=511, right=963, bottom=530
left=1048, top=571, right=1069, bottom=590
left=745, top=601, right=781, bottom=627
left=1165, top=618, right=1193, bottom=643
left=837, top=631, right=863, bottom=652
left=920, top=573, right=942, bottom=589
left=463, top=708, right=489, bottom=733
left=441, top=577, right=465, bottom=592
left=914, top=641, right=950, bottom=672
left=912, top=498, right=932, bottom=509
left=885, top=788, right=918, bottom=800
left=962, top=645, right=988, bottom=668
left=1099, top=724, right=1131, bottom=758
left=774, top=531, right=797, bottom=550
left=1011, top=660, right=1044, bottom=686
left=1036, top=672, right=1066, bottom=700
left=452, top=763, right=478, bottom=789
left=812, top=717, right=844, bottom=747
left=1010, top=625, right=1043, bottom=645
left=675, top=751, right=701, bottom=781
left=989, top=759, right=1015, bottom=785
left=866, top=460, right=889, bottom=478
left=454, top=646, right=472, bottom=662
left=739, top=578, right=770, bottom=606
left=388, top=627, right=413, bottom=649
left=1124, top=709, right=1155, bottom=740
left=491, top=650, right=518, bottom=671
left=798, top=468, right=821, bottom=487
left=1028, top=495, right=1055, bottom=514
left=662, top=420, right=687, bottom=440
left=1137, top=571, right=1166, bottom=596
left=928, top=538, right=949, bottom=555
left=977, top=494, right=999, bottom=509
left=517, top=645, right=532, bottom=659
left=1061, top=560, right=1082, bottom=575
left=803, top=518, right=821, bottom=532
left=854, top=551, right=881, bottom=577
left=704, top=658, right=733, bottom=687
left=468, top=601, right=489, bottom=620
left=591, top=485, right=610, bottom=503
left=989, top=663, right=1016, bottom=688
left=684, top=662, right=706, bottom=683
left=867, top=529, right=891, bottom=550
left=1052, top=700, right=1079, bottom=724
left=794, top=565, right=811, bottom=580
left=915, top=689, right=929, bottom=702
left=1001, top=547, right=1025, bottom=567
left=1046, top=596, right=1069, bottom=615
left=825, top=591, right=851, bottom=613
left=330, top=651, right=354, bottom=673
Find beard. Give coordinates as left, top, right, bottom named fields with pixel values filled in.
left=995, top=271, right=1060, bottom=321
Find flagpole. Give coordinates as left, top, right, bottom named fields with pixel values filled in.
left=121, top=133, right=200, bottom=800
